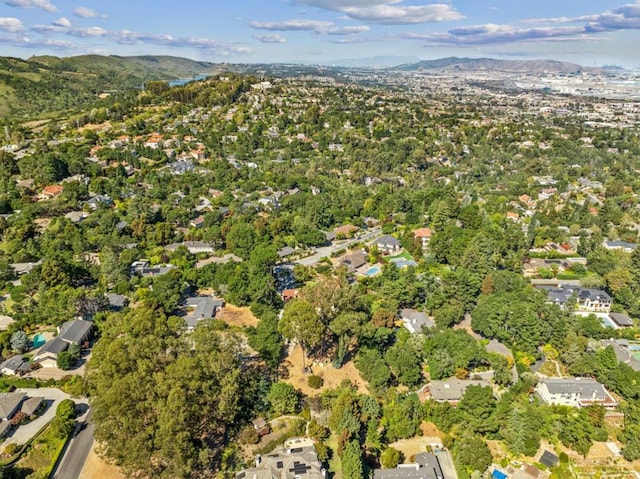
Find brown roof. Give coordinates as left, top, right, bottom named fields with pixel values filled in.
left=413, top=227, right=432, bottom=238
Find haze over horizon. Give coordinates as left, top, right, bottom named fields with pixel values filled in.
left=0, top=0, right=639, bottom=68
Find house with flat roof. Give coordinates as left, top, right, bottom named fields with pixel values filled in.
left=236, top=438, right=324, bottom=479
left=535, top=377, right=617, bottom=409
left=373, top=453, right=450, bottom=479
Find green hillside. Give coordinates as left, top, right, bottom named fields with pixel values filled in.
left=0, top=54, right=218, bottom=119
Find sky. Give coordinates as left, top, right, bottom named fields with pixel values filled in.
left=1, top=0, right=640, bottom=67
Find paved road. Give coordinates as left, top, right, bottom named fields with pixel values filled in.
left=294, top=227, right=383, bottom=266
left=54, top=409, right=95, bottom=479
left=435, top=449, right=459, bottom=479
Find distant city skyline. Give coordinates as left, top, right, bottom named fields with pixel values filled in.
left=1, top=0, right=639, bottom=67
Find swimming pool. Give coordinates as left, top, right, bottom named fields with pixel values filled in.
left=600, top=316, right=617, bottom=329
left=364, top=266, right=381, bottom=276
left=32, top=333, right=46, bottom=348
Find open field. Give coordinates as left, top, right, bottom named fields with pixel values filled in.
left=79, top=441, right=125, bottom=479
left=217, top=304, right=259, bottom=328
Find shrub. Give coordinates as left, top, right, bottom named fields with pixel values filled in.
left=237, top=425, right=260, bottom=445
left=308, top=375, right=324, bottom=389
left=56, top=399, right=77, bottom=419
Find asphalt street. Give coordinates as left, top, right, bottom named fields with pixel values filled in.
left=53, top=409, right=95, bottom=479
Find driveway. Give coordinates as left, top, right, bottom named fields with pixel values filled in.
left=294, top=227, right=382, bottom=266
left=0, top=388, right=88, bottom=453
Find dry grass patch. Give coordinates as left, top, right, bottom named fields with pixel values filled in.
left=282, top=345, right=368, bottom=395
left=217, top=304, right=259, bottom=328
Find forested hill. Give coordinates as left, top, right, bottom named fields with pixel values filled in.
left=394, top=56, right=602, bottom=74
left=0, top=54, right=219, bottom=119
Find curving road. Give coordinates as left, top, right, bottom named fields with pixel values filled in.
left=294, top=227, right=382, bottom=266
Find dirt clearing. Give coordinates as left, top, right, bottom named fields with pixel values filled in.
left=217, top=304, right=259, bottom=328
left=283, top=345, right=369, bottom=395
left=79, top=441, right=125, bottom=479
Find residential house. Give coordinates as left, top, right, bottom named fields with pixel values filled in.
left=86, top=194, right=114, bottom=210
left=0, top=392, right=26, bottom=438
left=33, top=319, right=93, bottom=368
left=506, top=211, right=520, bottom=221
left=340, top=251, right=367, bottom=273
left=364, top=217, right=380, bottom=227
left=373, top=453, right=450, bottom=479
left=21, top=397, right=43, bottom=416
left=10, top=260, right=42, bottom=276
left=129, top=260, right=175, bottom=278
left=190, top=216, right=206, bottom=229
left=183, top=297, right=225, bottom=332
left=252, top=417, right=271, bottom=437
left=0, top=392, right=26, bottom=420
left=165, top=241, right=215, bottom=255
left=0, top=355, right=30, bottom=376
left=376, top=235, right=402, bottom=254
left=236, top=437, right=324, bottom=479
left=282, top=289, right=299, bottom=302
left=540, top=285, right=612, bottom=312
left=603, top=240, right=637, bottom=253
left=167, top=159, right=195, bottom=175
left=413, top=228, right=432, bottom=248
left=39, top=184, right=64, bottom=200
left=105, top=293, right=129, bottom=311
left=609, top=312, right=634, bottom=328
left=399, top=309, right=434, bottom=334
left=535, top=377, right=617, bottom=408
left=429, top=378, right=491, bottom=404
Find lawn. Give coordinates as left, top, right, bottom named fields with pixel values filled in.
left=12, top=422, right=68, bottom=479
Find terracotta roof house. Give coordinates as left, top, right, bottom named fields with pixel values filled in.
left=39, top=184, right=64, bottom=200
left=413, top=228, right=432, bottom=247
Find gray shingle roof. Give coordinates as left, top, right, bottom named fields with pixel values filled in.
left=0, top=392, right=25, bottom=419
left=541, top=377, right=609, bottom=399
left=21, top=397, right=43, bottom=416
left=59, top=319, right=93, bottom=344
left=0, top=354, right=29, bottom=373
left=184, top=297, right=225, bottom=330
left=429, top=378, right=490, bottom=402
left=35, top=337, right=68, bottom=356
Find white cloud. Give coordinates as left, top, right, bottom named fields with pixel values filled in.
left=3, top=0, right=56, bottom=12
left=0, top=17, right=24, bottom=33
left=73, top=6, right=106, bottom=19
left=400, top=1, right=640, bottom=46
left=249, top=19, right=334, bottom=32
left=52, top=17, right=71, bottom=28
left=249, top=18, right=369, bottom=35
left=292, top=0, right=463, bottom=25
left=254, top=33, right=287, bottom=43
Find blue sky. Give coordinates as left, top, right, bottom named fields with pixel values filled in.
left=1, top=0, right=639, bottom=67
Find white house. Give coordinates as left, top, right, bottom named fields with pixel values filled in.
left=535, top=377, right=617, bottom=409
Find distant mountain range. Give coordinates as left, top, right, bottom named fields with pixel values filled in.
left=393, top=56, right=603, bottom=74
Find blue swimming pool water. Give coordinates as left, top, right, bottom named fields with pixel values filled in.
left=600, top=316, right=617, bottom=329
left=365, top=266, right=381, bottom=276
left=32, top=333, right=46, bottom=348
